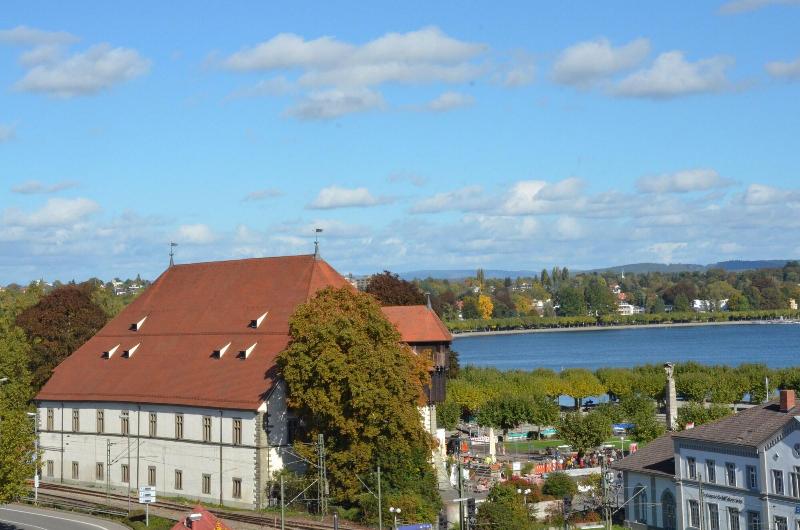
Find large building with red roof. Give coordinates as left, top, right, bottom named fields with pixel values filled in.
left=34, top=253, right=451, bottom=509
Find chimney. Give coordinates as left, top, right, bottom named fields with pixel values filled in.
left=780, top=389, right=796, bottom=412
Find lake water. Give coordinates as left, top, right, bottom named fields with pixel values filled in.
left=453, top=323, right=800, bottom=371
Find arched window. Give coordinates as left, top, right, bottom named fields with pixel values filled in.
left=634, top=485, right=648, bottom=524
left=662, top=490, right=676, bottom=530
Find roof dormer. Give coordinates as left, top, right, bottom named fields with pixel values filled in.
left=238, top=343, right=256, bottom=359
left=102, top=344, right=120, bottom=359
left=248, top=312, right=268, bottom=329
left=212, top=342, right=231, bottom=359
left=122, top=343, right=140, bottom=358
left=130, top=316, right=148, bottom=331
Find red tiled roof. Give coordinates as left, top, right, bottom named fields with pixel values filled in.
left=170, top=505, right=231, bottom=530
left=35, top=254, right=451, bottom=411
left=381, top=305, right=452, bottom=343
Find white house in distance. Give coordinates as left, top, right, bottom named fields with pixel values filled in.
left=35, top=253, right=452, bottom=509
left=614, top=390, right=800, bottom=530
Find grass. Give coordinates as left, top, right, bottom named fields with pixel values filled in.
left=500, top=437, right=637, bottom=454
left=125, top=514, right=175, bottom=530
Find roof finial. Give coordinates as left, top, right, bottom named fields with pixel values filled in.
left=169, top=242, right=178, bottom=267
left=314, top=228, right=323, bottom=260
left=425, top=292, right=432, bottom=311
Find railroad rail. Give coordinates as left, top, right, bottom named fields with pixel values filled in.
left=33, top=482, right=368, bottom=530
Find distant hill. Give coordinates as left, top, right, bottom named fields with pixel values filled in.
left=398, top=260, right=798, bottom=280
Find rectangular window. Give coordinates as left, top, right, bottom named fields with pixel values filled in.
left=726, top=462, right=736, bottom=486
left=689, top=500, right=700, bottom=528
left=774, top=469, right=785, bottom=495
left=202, top=474, right=211, bottom=495
left=706, top=459, right=716, bottom=483
left=121, top=411, right=129, bottom=435
left=96, top=410, right=104, bottom=433
left=747, top=511, right=761, bottom=530
left=148, top=466, right=156, bottom=487
left=747, top=465, right=758, bottom=490
left=203, top=416, right=212, bottom=442
left=709, top=504, right=720, bottom=530
left=72, top=461, right=79, bottom=479
left=149, top=412, right=157, bottom=437
left=688, top=457, right=697, bottom=479
left=175, top=469, right=183, bottom=490
left=96, top=462, right=104, bottom=481
left=728, top=508, right=740, bottom=530
left=72, top=409, right=80, bottom=432
left=121, top=464, right=129, bottom=483
left=791, top=467, right=800, bottom=498
left=233, top=418, right=242, bottom=445
left=47, top=409, right=54, bottom=431
left=175, top=414, right=183, bottom=440
left=775, top=516, right=788, bottom=530
left=46, top=460, right=54, bottom=477
left=232, top=478, right=242, bottom=499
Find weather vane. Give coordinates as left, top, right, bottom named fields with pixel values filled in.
left=169, top=241, right=178, bottom=267
left=314, top=228, right=323, bottom=259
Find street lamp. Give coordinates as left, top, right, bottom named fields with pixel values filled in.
left=389, top=507, right=401, bottom=530
left=517, top=488, right=532, bottom=505
left=27, top=412, right=39, bottom=502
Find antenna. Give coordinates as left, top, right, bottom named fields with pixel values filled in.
left=314, top=228, right=323, bottom=260
left=169, top=242, right=178, bottom=267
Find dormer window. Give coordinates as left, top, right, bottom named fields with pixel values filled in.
left=238, top=343, right=256, bottom=359
left=130, top=316, right=147, bottom=331
left=122, top=343, right=140, bottom=358
left=212, top=342, right=231, bottom=359
left=102, top=345, right=120, bottom=359
left=249, top=312, right=268, bottom=329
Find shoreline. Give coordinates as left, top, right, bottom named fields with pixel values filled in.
left=450, top=319, right=768, bottom=338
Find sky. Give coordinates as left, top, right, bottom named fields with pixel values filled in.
left=1, top=1, right=799, bottom=283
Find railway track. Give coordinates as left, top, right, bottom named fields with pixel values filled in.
left=34, top=482, right=367, bottom=530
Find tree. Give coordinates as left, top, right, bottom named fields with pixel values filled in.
left=0, top=318, right=37, bottom=502
left=584, top=277, right=617, bottom=316
left=276, top=287, right=439, bottom=517
left=557, top=286, right=586, bottom=316
left=461, top=296, right=480, bottom=319
left=557, top=412, right=611, bottom=457
left=476, top=483, right=532, bottom=530
left=477, top=395, right=534, bottom=440
left=542, top=471, right=578, bottom=497
left=365, top=271, right=426, bottom=306
left=726, top=292, right=750, bottom=311
left=16, top=285, right=108, bottom=390
left=675, top=372, right=711, bottom=402
left=477, top=294, right=493, bottom=320
left=678, top=402, right=732, bottom=429
left=650, top=297, right=666, bottom=314
left=437, top=398, right=461, bottom=430
left=673, top=293, right=691, bottom=312
left=560, top=368, right=605, bottom=409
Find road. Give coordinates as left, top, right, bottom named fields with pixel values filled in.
left=0, top=504, right=131, bottom=530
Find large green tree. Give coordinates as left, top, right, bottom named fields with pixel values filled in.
left=557, top=412, right=611, bottom=457
left=16, top=284, right=107, bottom=390
left=365, top=271, right=426, bottom=306
left=276, top=287, right=439, bottom=520
left=476, top=483, right=532, bottom=530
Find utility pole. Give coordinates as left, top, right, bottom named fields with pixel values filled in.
left=127, top=424, right=131, bottom=515
left=698, top=474, right=705, bottom=530
left=377, top=465, right=383, bottom=530
left=458, top=455, right=465, bottom=530
left=106, top=439, right=111, bottom=506
left=280, top=473, right=285, bottom=530
left=318, top=433, right=326, bottom=516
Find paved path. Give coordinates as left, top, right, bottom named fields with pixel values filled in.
left=0, top=504, right=130, bottom=530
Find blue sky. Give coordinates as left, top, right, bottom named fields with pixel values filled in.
left=1, top=0, right=799, bottom=283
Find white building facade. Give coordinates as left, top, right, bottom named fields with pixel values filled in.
left=616, top=390, right=800, bottom=530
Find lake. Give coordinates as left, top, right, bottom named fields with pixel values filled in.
left=453, top=323, right=800, bottom=371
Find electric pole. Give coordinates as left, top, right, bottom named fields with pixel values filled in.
left=280, top=473, right=285, bottom=530
left=106, top=440, right=111, bottom=506
left=377, top=465, right=383, bottom=530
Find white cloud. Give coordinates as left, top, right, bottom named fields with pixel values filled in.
left=242, top=189, right=282, bottom=201
left=285, top=88, right=384, bottom=120
left=554, top=216, right=584, bottom=240
left=553, top=37, right=650, bottom=87
left=11, top=180, right=78, bottom=194
left=500, top=54, right=536, bottom=87
left=0, top=25, right=77, bottom=46
left=647, top=242, right=688, bottom=262
left=765, top=57, right=800, bottom=80
left=15, top=43, right=150, bottom=97
left=222, top=27, right=486, bottom=118
left=411, top=185, right=489, bottom=213
left=614, top=51, right=733, bottom=99
left=636, top=169, right=733, bottom=193
left=3, top=197, right=99, bottom=227
left=227, top=76, right=294, bottom=99
left=308, top=186, right=389, bottom=209
left=387, top=172, right=427, bottom=187
left=426, top=91, right=475, bottom=112
left=719, top=0, right=800, bottom=14
left=742, top=183, right=800, bottom=205
left=502, top=178, right=585, bottom=215
left=0, top=123, right=16, bottom=143
left=176, top=224, right=217, bottom=244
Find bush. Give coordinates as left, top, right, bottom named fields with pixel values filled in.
left=542, top=471, right=577, bottom=498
